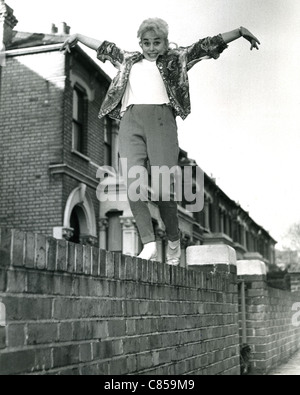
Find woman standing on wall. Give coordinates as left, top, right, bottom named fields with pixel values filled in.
left=61, top=19, right=260, bottom=265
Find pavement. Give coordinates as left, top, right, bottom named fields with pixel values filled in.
left=268, top=350, right=300, bottom=375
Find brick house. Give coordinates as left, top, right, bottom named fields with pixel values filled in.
left=0, top=3, right=116, bottom=247
left=0, top=2, right=276, bottom=266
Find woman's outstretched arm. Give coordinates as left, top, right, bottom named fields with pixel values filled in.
left=60, top=34, right=103, bottom=54
left=221, top=27, right=260, bottom=50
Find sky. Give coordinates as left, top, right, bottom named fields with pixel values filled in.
left=6, top=0, right=300, bottom=248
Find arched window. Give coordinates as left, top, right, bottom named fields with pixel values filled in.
left=63, top=184, right=97, bottom=245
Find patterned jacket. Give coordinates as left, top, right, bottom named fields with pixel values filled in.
left=96, top=35, right=228, bottom=120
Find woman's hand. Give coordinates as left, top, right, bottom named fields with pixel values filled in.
left=60, top=34, right=78, bottom=54
left=240, top=27, right=260, bottom=50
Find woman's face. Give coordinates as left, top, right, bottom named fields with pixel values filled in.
left=140, top=30, right=168, bottom=62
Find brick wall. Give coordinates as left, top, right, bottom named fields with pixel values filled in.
left=0, top=52, right=65, bottom=235
left=0, top=228, right=240, bottom=375
left=239, top=273, right=300, bottom=374
left=0, top=49, right=108, bottom=238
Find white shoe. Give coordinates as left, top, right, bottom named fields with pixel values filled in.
left=166, top=239, right=181, bottom=266
left=138, top=242, right=158, bottom=261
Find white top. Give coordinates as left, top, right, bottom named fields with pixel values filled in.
left=121, top=59, right=170, bottom=115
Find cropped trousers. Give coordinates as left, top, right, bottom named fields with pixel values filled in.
left=118, top=104, right=181, bottom=244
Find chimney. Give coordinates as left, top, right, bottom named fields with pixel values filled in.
left=59, top=22, right=70, bottom=35
left=51, top=21, right=70, bottom=35
left=0, top=1, right=18, bottom=47
left=51, top=23, right=58, bottom=34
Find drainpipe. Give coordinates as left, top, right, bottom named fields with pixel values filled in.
left=240, top=280, right=247, bottom=344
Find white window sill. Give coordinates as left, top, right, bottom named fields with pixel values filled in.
left=71, top=149, right=90, bottom=162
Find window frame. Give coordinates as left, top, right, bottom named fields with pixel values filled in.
left=72, top=83, right=88, bottom=156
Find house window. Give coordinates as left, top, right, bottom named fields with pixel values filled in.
left=73, top=85, right=87, bottom=155
left=104, top=117, right=112, bottom=166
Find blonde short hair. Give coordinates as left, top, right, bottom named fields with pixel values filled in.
left=137, top=18, right=169, bottom=40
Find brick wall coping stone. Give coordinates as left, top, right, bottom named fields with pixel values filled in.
left=237, top=260, right=267, bottom=276
left=187, top=245, right=236, bottom=266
